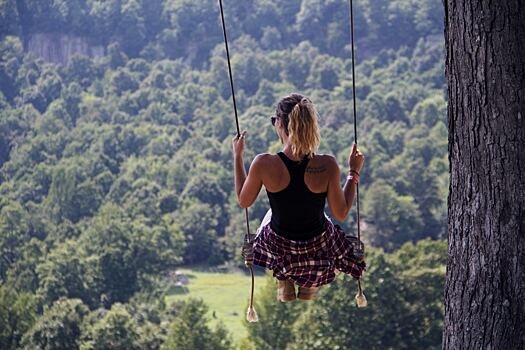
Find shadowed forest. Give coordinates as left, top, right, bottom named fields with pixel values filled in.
left=0, top=0, right=448, bottom=349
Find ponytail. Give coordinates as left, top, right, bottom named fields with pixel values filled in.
left=287, top=97, right=320, bottom=159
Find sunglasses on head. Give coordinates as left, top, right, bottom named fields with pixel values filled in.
left=271, top=116, right=277, bottom=126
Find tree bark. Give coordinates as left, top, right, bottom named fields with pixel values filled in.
left=443, top=1, right=525, bottom=349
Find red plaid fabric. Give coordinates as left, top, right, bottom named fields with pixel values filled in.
left=252, top=218, right=366, bottom=288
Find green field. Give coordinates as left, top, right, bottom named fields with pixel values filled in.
left=165, top=268, right=267, bottom=344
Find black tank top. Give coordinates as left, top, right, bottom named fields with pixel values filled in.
left=266, top=152, right=328, bottom=241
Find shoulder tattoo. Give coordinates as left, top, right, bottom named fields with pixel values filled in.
left=306, top=165, right=327, bottom=174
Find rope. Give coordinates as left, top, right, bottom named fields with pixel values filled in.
left=218, top=0, right=251, bottom=243
left=348, top=0, right=367, bottom=307
left=218, top=0, right=240, bottom=136
left=218, top=0, right=257, bottom=322
left=348, top=0, right=361, bottom=245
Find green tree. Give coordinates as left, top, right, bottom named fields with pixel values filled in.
left=36, top=240, right=97, bottom=307
left=106, top=42, right=129, bottom=70
left=0, top=0, right=20, bottom=35
left=295, top=0, right=360, bottom=56
left=365, top=180, right=424, bottom=250
left=64, top=55, right=99, bottom=88
left=307, top=55, right=342, bottom=90
left=161, top=299, right=232, bottom=350
left=5, top=237, right=46, bottom=293
left=409, top=95, right=446, bottom=127
left=390, top=239, right=446, bottom=348
left=88, top=0, right=121, bottom=43
left=45, top=160, right=104, bottom=223
left=0, top=35, right=23, bottom=101
left=242, top=273, right=305, bottom=350
left=281, top=41, right=320, bottom=89
left=414, top=0, right=444, bottom=33
left=0, top=202, right=31, bottom=280
left=116, top=0, right=147, bottom=56
left=80, top=203, right=183, bottom=305
left=175, top=201, right=223, bottom=264
left=81, top=204, right=142, bottom=304
left=109, top=68, right=139, bottom=96
left=21, top=298, right=89, bottom=350
left=161, top=0, right=222, bottom=65
left=80, top=303, right=140, bottom=350
left=0, top=285, right=37, bottom=350
left=62, top=82, right=83, bottom=125
left=48, top=0, right=92, bottom=35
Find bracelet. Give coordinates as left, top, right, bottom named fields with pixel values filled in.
left=346, top=174, right=359, bottom=184
left=349, top=169, right=360, bottom=176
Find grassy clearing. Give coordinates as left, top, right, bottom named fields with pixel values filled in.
left=164, top=268, right=267, bottom=345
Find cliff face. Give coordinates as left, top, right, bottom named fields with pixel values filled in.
left=25, top=33, right=105, bottom=65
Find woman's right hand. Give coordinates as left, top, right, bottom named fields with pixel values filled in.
left=348, top=143, right=365, bottom=173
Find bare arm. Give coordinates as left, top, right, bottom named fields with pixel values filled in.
left=233, top=151, right=246, bottom=198
left=233, top=132, right=263, bottom=208
left=327, top=144, right=365, bottom=221
left=234, top=154, right=264, bottom=208
left=327, top=159, right=357, bottom=221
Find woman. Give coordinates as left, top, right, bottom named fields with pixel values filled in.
left=232, top=93, right=366, bottom=302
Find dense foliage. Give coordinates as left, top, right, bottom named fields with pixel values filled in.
left=0, top=0, right=446, bottom=348
left=245, top=239, right=446, bottom=350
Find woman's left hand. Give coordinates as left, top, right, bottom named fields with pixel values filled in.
left=232, top=130, right=247, bottom=158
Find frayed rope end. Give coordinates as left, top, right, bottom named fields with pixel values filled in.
left=355, top=290, right=367, bottom=308
left=246, top=306, right=259, bottom=322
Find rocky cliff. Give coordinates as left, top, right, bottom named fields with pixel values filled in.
left=25, top=33, right=105, bottom=65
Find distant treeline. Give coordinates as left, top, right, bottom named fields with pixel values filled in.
left=2, top=0, right=442, bottom=62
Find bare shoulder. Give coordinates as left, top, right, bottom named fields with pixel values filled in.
left=251, top=153, right=279, bottom=179
left=252, top=153, right=274, bottom=164
left=251, top=153, right=275, bottom=169
left=314, top=153, right=337, bottom=162
left=313, top=154, right=339, bottom=168
left=306, top=154, right=338, bottom=174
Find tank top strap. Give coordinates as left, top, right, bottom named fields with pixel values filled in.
left=277, top=152, right=309, bottom=183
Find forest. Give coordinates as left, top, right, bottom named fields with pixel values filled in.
left=0, top=0, right=447, bottom=349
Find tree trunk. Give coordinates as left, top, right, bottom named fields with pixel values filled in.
left=443, top=1, right=525, bottom=349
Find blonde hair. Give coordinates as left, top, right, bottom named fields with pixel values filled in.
left=276, top=94, right=320, bottom=159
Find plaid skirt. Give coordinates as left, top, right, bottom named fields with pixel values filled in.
left=252, top=211, right=366, bottom=288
